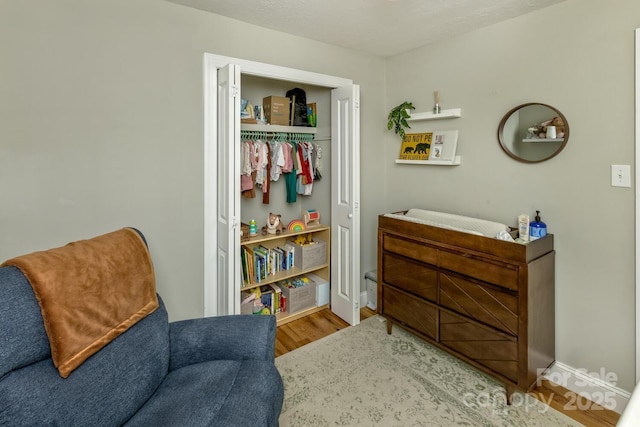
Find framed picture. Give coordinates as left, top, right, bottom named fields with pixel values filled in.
left=398, top=133, right=433, bottom=161
left=429, top=130, right=458, bottom=161
left=397, top=131, right=458, bottom=162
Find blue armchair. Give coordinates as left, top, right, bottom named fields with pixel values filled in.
left=0, top=233, right=283, bottom=426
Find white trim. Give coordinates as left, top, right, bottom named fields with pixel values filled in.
left=202, top=52, right=355, bottom=318
left=205, top=53, right=353, bottom=88
left=544, top=361, right=631, bottom=414
left=635, top=27, right=640, bottom=385
left=203, top=54, right=218, bottom=317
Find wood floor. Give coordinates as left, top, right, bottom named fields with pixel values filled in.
left=276, top=308, right=620, bottom=427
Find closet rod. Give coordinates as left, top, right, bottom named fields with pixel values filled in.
left=240, top=130, right=315, bottom=142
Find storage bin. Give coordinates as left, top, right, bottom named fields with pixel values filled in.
left=290, top=239, right=327, bottom=270
left=306, top=273, right=329, bottom=306
left=241, top=291, right=262, bottom=314
left=240, top=222, right=250, bottom=242
left=365, top=270, right=378, bottom=310
left=278, top=278, right=317, bottom=314
left=263, top=96, right=291, bottom=126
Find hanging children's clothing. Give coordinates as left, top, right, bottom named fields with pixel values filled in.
left=240, top=133, right=319, bottom=204
left=296, top=141, right=314, bottom=196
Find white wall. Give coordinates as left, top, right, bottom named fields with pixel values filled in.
left=0, top=0, right=385, bottom=321
left=383, top=0, right=638, bottom=392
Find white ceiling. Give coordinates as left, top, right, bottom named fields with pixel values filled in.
left=166, top=0, right=566, bottom=57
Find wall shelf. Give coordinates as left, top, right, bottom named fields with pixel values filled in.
left=522, top=138, right=564, bottom=143
left=395, top=155, right=461, bottom=166
left=407, top=108, right=462, bottom=122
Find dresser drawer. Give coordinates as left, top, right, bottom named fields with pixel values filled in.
left=439, top=250, right=519, bottom=291
left=382, top=234, right=438, bottom=265
left=440, top=311, right=518, bottom=382
left=382, top=285, right=437, bottom=340
left=382, top=253, right=438, bottom=302
left=439, top=273, right=518, bottom=336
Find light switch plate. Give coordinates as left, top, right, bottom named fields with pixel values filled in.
left=611, top=164, right=631, bottom=188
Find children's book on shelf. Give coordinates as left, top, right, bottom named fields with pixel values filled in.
left=242, top=240, right=303, bottom=286
left=269, top=283, right=283, bottom=313
left=307, top=103, right=317, bottom=127
left=241, top=246, right=255, bottom=285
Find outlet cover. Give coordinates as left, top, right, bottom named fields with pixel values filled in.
left=611, top=164, right=631, bottom=188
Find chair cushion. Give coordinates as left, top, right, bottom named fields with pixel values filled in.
left=0, top=266, right=52, bottom=378
left=0, top=299, right=170, bottom=426
left=125, top=359, right=284, bottom=427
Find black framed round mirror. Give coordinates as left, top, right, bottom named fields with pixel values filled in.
left=498, top=103, right=569, bottom=163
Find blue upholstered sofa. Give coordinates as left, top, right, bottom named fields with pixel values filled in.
left=0, top=233, right=284, bottom=426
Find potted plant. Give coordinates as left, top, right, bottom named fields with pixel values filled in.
left=387, top=101, right=415, bottom=140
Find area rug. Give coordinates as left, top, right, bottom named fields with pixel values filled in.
left=275, top=315, right=582, bottom=426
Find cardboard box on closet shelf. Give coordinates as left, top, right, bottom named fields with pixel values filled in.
left=263, top=96, right=291, bottom=126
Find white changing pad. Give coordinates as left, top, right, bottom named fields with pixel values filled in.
left=384, top=208, right=509, bottom=238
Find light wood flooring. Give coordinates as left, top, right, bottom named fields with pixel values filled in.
left=276, top=308, right=620, bottom=427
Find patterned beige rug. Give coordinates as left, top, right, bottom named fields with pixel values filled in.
left=275, top=315, right=582, bottom=426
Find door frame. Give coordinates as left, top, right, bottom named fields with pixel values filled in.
left=203, top=53, right=359, bottom=321
left=635, top=27, right=639, bottom=382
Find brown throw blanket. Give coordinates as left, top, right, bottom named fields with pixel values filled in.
left=1, top=228, right=158, bottom=378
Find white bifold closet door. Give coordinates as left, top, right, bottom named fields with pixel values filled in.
left=204, top=54, right=361, bottom=326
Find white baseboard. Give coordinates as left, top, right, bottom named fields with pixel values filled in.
left=543, top=361, right=631, bottom=414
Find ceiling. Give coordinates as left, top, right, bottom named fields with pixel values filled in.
left=166, top=0, right=566, bottom=57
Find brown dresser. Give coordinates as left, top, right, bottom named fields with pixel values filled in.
left=377, top=213, right=555, bottom=401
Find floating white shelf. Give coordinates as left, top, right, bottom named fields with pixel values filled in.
left=522, top=138, right=564, bottom=143
left=241, top=123, right=317, bottom=134
left=406, top=108, right=462, bottom=122
left=395, top=155, right=461, bottom=166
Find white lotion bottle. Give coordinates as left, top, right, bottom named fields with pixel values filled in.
left=518, top=214, right=530, bottom=242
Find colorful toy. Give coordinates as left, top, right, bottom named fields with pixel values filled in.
left=293, top=233, right=313, bottom=246
left=287, top=219, right=306, bottom=232
left=303, top=209, right=320, bottom=227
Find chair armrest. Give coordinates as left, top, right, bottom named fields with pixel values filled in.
left=168, top=314, right=276, bottom=372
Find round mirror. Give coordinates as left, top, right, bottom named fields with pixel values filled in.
left=498, top=103, right=569, bottom=163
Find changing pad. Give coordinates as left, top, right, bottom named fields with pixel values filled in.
left=384, top=208, right=509, bottom=238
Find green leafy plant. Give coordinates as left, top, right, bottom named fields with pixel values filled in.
left=387, top=101, right=415, bottom=140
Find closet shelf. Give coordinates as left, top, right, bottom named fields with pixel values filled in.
left=407, top=108, right=462, bottom=121
left=241, top=123, right=318, bottom=134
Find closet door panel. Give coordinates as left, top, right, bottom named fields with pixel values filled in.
left=215, top=63, right=241, bottom=315
left=330, top=84, right=360, bottom=326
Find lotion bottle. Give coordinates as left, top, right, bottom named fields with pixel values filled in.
left=529, top=210, right=547, bottom=240
left=518, top=214, right=530, bottom=242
